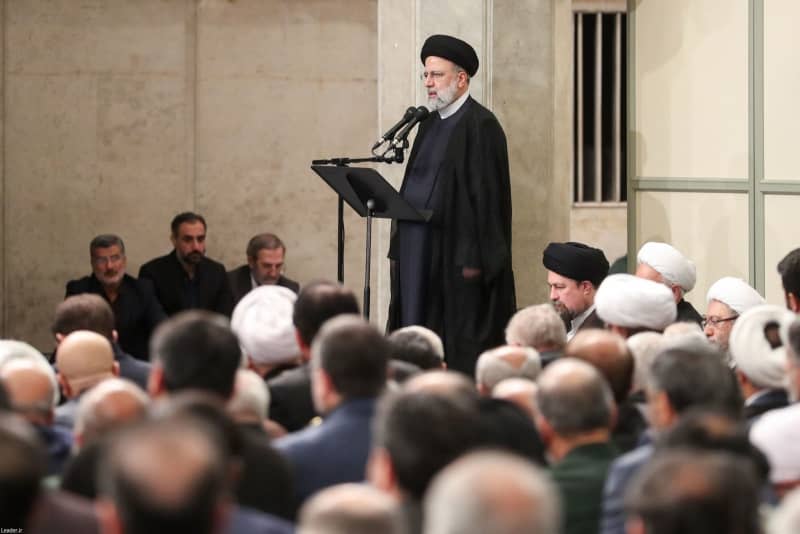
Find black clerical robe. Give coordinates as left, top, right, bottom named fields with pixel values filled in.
left=387, top=96, right=516, bottom=376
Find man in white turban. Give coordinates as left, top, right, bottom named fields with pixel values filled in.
left=729, top=304, right=794, bottom=422
left=595, top=274, right=677, bottom=338
left=231, top=285, right=302, bottom=379
left=635, top=242, right=703, bottom=325
left=704, top=277, right=765, bottom=353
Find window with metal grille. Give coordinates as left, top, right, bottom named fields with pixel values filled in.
left=573, top=9, right=627, bottom=204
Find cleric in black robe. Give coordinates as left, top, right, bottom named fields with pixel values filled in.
left=387, top=35, right=516, bottom=377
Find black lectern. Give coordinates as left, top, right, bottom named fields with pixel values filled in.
left=311, top=165, right=431, bottom=319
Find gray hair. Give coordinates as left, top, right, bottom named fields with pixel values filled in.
left=0, top=340, right=60, bottom=407
left=626, top=332, right=664, bottom=393
left=475, top=346, right=541, bottom=391
left=424, top=450, right=560, bottom=534
left=75, top=378, right=149, bottom=442
left=228, top=369, right=270, bottom=422
left=536, top=358, right=614, bottom=437
left=90, top=234, right=125, bottom=255
left=505, top=304, right=566, bottom=350
left=299, top=483, right=403, bottom=534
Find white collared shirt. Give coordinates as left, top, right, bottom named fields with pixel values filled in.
left=438, top=90, right=470, bottom=119
left=567, top=304, right=596, bottom=341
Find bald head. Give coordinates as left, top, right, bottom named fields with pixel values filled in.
left=404, top=370, right=478, bottom=401
left=56, top=330, right=117, bottom=398
left=564, top=329, right=633, bottom=403
left=476, top=346, right=541, bottom=395
left=536, top=358, right=614, bottom=438
left=299, top=483, right=403, bottom=534
left=0, top=360, right=56, bottom=425
left=75, top=378, right=148, bottom=447
left=492, top=378, right=539, bottom=422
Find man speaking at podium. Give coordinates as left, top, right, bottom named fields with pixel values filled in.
left=387, top=34, right=516, bottom=376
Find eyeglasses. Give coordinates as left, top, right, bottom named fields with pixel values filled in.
left=420, top=70, right=448, bottom=81
left=701, top=315, right=739, bottom=328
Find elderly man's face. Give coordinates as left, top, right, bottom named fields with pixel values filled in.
left=172, top=221, right=206, bottom=265
left=248, top=247, right=285, bottom=286
left=91, top=244, right=126, bottom=287
left=703, top=300, right=737, bottom=352
left=423, top=56, right=467, bottom=111
left=547, top=271, right=590, bottom=322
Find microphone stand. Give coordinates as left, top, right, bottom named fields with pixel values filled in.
left=311, top=143, right=408, bottom=309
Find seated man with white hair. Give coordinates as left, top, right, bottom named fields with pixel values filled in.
left=0, top=354, right=70, bottom=477
left=423, top=450, right=560, bottom=534
left=730, top=305, right=795, bottom=423
left=704, top=276, right=765, bottom=353
left=505, top=304, right=567, bottom=366
left=474, top=345, right=541, bottom=396
left=595, top=274, right=677, bottom=338
left=388, top=325, right=445, bottom=371
left=635, top=241, right=702, bottom=325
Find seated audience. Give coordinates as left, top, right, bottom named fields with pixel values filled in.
left=777, top=247, right=800, bottom=313
left=750, top=318, right=800, bottom=499
left=267, top=280, right=359, bottom=432
left=600, top=338, right=741, bottom=534
left=624, top=451, right=760, bottom=534
left=388, top=325, right=445, bottom=370
left=535, top=358, right=618, bottom=534
left=54, top=330, right=118, bottom=430
left=729, top=305, right=794, bottom=422
left=474, top=345, right=541, bottom=396
left=542, top=242, right=609, bottom=339
left=635, top=241, right=702, bottom=324
left=65, top=234, right=165, bottom=360
left=565, top=329, right=644, bottom=453
left=505, top=303, right=567, bottom=366
left=298, top=483, right=403, bottom=534
left=148, top=310, right=294, bottom=520
left=52, top=295, right=151, bottom=389
left=231, top=285, right=302, bottom=380
left=275, top=315, right=388, bottom=508
left=492, top=377, right=539, bottom=422
left=229, top=233, right=300, bottom=304
left=0, top=356, right=70, bottom=477
left=704, top=276, right=765, bottom=354
left=138, top=211, right=234, bottom=317
left=61, top=378, right=150, bottom=499
left=595, top=274, right=677, bottom=337
left=423, top=450, right=560, bottom=534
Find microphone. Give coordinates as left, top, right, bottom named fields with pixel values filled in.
left=372, top=106, right=416, bottom=150
left=392, top=106, right=430, bottom=147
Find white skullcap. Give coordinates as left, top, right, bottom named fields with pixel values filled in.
left=231, top=285, right=301, bottom=365
left=728, top=304, right=794, bottom=389
left=595, top=274, right=677, bottom=331
left=750, top=404, right=800, bottom=483
left=637, top=242, right=697, bottom=292
left=705, top=277, right=765, bottom=314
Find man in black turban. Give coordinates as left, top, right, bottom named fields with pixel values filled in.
left=542, top=242, right=609, bottom=339
left=387, top=34, right=515, bottom=378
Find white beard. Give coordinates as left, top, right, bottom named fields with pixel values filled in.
left=427, top=78, right=459, bottom=111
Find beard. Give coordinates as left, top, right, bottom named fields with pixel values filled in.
left=181, top=251, right=204, bottom=265
left=427, top=78, right=459, bottom=111
left=551, top=301, right=576, bottom=329
left=97, top=270, right=124, bottom=286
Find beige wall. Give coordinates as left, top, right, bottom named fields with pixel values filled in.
left=2, top=0, right=576, bottom=349
left=2, top=0, right=377, bottom=350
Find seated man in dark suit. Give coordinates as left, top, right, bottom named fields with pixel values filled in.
left=275, top=315, right=388, bottom=508
left=229, top=233, right=300, bottom=304
left=66, top=234, right=165, bottom=360
left=138, top=212, right=234, bottom=317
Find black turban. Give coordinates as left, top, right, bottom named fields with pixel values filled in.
left=542, top=242, right=609, bottom=287
left=420, top=34, right=479, bottom=77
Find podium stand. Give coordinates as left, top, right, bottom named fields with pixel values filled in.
left=311, top=165, right=431, bottom=319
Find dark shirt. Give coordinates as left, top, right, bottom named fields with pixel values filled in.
left=65, top=274, right=165, bottom=360
left=676, top=298, right=703, bottom=325
left=228, top=264, right=300, bottom=305
left=138, top=250, right=234, bottom=317
left=551, top=441, right=619, bottom=534
left=267, top=365, right=315, bottom=433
